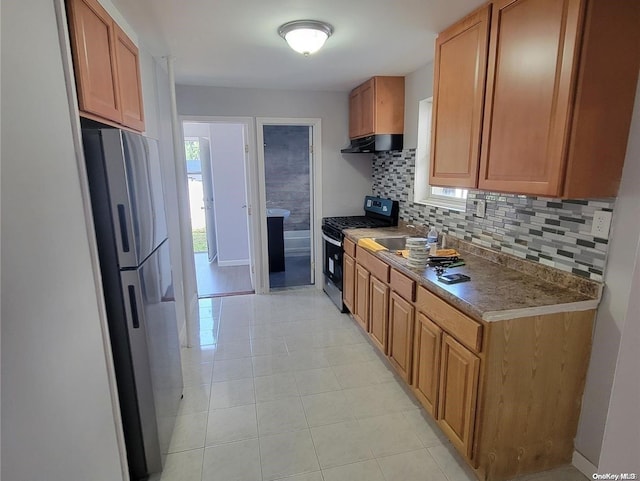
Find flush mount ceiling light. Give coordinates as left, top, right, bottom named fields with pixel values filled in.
left=278, top=20, right=334, bottom=56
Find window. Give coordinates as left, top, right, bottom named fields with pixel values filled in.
left=413, top=97, right=467, bottom=211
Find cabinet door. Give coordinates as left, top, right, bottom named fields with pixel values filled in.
left=412, top=313, right=442, bottom=417
left=114, top=24, right=145, bottom=131
left=430, top=5, right=490, bottom=188
left=369, top=276, right=389, bottom=353
left=388, top=291, right=415, bottom=383
left=343, top=254, right=356, bottom=313
left=478, top=0, right=583, bottom=196
left=67, top=0, right=121, bottom=123
left=353, top=264, right=370, bottom=331
left=438, top=334, right=480, bottom=459
left=359, top=79, right=375, bottom=137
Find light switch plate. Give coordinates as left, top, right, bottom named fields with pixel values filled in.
left=476, top=200, right=486, bottom=218
left=592, top=210, right=612, bottom=239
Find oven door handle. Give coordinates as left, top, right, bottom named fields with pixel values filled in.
left=322, top=232, right=343, bottom=247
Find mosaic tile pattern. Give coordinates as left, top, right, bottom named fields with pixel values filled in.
left=372, top=150, right=615, bottom=281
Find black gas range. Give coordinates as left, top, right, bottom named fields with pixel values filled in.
left=321, top=196, right=399, bottom=311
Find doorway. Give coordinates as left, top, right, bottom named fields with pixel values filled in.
left=182, top=121, right=254, bottom=298
left=257, top=119, right=321, bottom=290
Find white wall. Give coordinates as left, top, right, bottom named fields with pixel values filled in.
left=209, top=123, right=250, bottom=264
left=1, top=0, right=124, bottom=479
left=175, top=85, right=373, bottom=216
left=575, top=76, right=640, bottom=467
left=599, top=239, right=640, bottom=472
left=403, top=62, right=435, bottom=149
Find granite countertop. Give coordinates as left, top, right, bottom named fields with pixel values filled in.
left=343, top=226, right=602, bottom=323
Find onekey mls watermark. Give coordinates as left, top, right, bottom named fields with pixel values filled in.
left=592, top=474, right=638, bottom=480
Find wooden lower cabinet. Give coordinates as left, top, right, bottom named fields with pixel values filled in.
left=437, top=334, right=480, bottom=460
left=343, top=254, right=356, bottom=312
left=412, top=313, right=442, bottom=417
left=343, top=239, right=596, bottom=480
left=369, top=276, right=389, bottom=353
left=387, top=291, right=415, bottom=383
left=353, top=264, right=370, bottom=331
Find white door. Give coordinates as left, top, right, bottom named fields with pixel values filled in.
left=199, top=138, right=217, bottom=263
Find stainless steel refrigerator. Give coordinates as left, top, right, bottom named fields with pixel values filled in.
left=82, top=128, right=183, bottom=480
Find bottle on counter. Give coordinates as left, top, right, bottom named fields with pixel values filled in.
left=427, top=226, right=438, bottom=255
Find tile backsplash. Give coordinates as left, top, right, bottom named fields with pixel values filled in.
left=372, top=149, right=615, bottom=281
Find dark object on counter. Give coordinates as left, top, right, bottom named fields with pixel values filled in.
left=267, top=217, right=285, bottom=272
left=438, top=273, right=471, bottom=285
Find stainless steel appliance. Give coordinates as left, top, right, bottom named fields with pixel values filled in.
left=321, top=196, right=399, bottom=310
left=82, top=128, right=183, bottom=480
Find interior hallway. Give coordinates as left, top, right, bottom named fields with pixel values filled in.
left=194, top=252, right=253, bottom=298
left=155, top=288, right=588, bottom=481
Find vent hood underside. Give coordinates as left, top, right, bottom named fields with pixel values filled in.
left=341, top=134, right=403, bottom=153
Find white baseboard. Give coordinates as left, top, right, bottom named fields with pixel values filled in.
left=573, top=450, right=597, bottom=478
left=218, top=259, right=250, bottom=267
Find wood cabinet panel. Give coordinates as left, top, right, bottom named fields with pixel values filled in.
left=353, top=264, right=370, bottom=331
left=478, top=0, right=581, bottom=195
left=430, top=4, right=490, bottom=188
left=438, top=334, right=480, bottom=459
left=476, top=311, right=595, bottom=480
left=348, top=76, right=404, bottom=139
left=359, top=79, right=375, bottom=137
left=416, top=286, right=482, bottom=353
left=413, top=313, right=442, bottom=417
left=356, top=246, right=390, bottom=283
left=390, top=268, right=415, bottom=302
left=344, top=238, right=356, bottom=258
left=369, top=276, right=389, bottom=353
left=343, top=254, right=356, bottom=313
left=114, top=24, right=145, bottom=131
left=348, top=90, right=360, bottom=139
left=67, top=0, right=121, bottom=124
left=388, top=291, right=415, bottom=383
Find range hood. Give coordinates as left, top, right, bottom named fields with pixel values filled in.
left=341, top=134, right=403, bottom=153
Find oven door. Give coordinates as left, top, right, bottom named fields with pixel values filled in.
left=322, top=232, right=343, bottom=290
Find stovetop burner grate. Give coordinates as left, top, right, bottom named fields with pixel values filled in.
left=322, top=216, right=395, bottom=241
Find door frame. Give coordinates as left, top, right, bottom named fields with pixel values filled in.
left=179, top=116, right=261, bottom=292
left=256, top=118, right=323, bottom=292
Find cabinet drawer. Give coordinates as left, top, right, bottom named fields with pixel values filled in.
left=356, top=246, right=390, bottom=283
left=390, top=269, right=415, bottom=302
left=416, top=286, right=482, bottom=353
left=344, top=238, right=356, bottom=257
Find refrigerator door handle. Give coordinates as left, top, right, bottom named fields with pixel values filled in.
left=128, top=285, right=140, bottom=328
left=117, top=204, right=131, bottom=253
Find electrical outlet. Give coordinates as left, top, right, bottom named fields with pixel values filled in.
left=476, top=200, right=486, bottom=218
left=592, top=210, right=612, bottom=239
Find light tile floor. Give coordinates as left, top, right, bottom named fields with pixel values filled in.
left=154, top=288, right=588, bottom=481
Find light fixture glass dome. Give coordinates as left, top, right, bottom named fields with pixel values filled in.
left=278, top=20, right=334, bottom=56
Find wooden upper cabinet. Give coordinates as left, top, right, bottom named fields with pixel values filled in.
left=114, top=24, right=145, bottom=131
left=348, top=76, right=405, bottom=139
left=67, top=0, right=146, bottom=131
left=430, top=0, right=639, bottom=197
left=430, top=4, right=491, bottom=188
left=67, top=0, right=121, bottom=124
left=478, top=0, right=640, bottom=197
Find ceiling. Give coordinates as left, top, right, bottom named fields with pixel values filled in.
left=111, top=0, right=486, bottom=92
